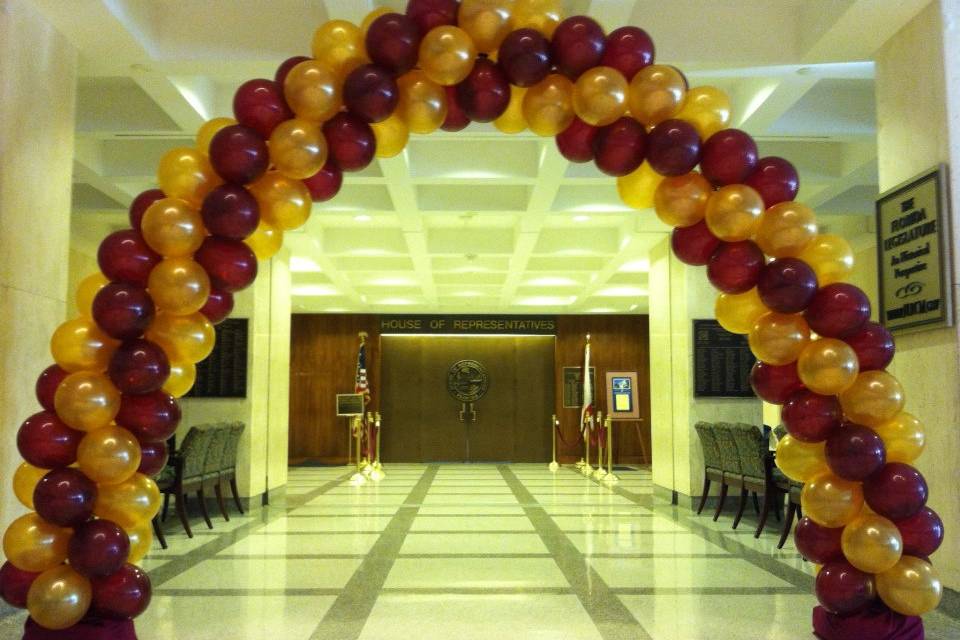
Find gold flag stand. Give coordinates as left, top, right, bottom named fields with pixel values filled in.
left=350, top=415, right=366, bottom=485
left=548, top=414, right=559, bottom=472
left=593, top=411, right=607, bottom=479
left=370, top=412, right=385, bottom=481
left=603, top=415, right=619, bottom=485
left=580, top=415, right=593, bottom=476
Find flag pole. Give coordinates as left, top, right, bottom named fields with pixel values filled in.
left=580, top=333, right=593, bottom=476
left=371, top=412, right=385, bottom=481
left=549, top=414, right=559, bottom=472
left=593, top=410, right=607, bottom=479
left=350, top=415, right=366, bottom=485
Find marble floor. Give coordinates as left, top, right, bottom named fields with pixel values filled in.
left=1, top=464, right=959, bottom=639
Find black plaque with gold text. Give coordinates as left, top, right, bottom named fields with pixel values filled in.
left=693, top=320, right=755, bottom=398
left=186, top=318, right=248, bottom=398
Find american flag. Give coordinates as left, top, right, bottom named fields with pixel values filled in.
left=355, top=340, right=369, bottom=401
left=580, top=339, right=594, bottom=433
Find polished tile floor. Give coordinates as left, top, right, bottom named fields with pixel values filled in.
left=2, top=464, right=959, bottom=639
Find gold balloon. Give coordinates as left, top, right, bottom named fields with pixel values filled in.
left=573, top=66, right=629, bottom=127
left=511, top=0, right=562, bottom=37
left=148, top=257, right=211, bottom=316
left=839, top=371, right=906, bottom=428
left=801, top=472, right=864, bottom=528
left=141, top=198, right=205, bottom=258
left=523, top=74, right=575, bottom=136
left=50, top=317, right=117, bottom=373
left=157, top=147, right=220, bottom=208
left=361, top=7, right=392, bottom=39
left=77, top=425, right=142, bottom=485
left=75, top=272, right=108, bottom=317
left=676, top=86, right=731, bottom=140
left=124, top=519, right=153, bottom=564
left=873, top=412, right=925, bottom=463
left=493, top=86, right=528, bottom=134
left=54, top=371, right=120, bottom=432
left=715, top=288, right=769, bottom=335
left=397, top=70, right=448, bottom=134
left=26, top=565, right=91, bottom=631
left=458, top=0, right=513, bottom=54
left=798, top=234, right=855, bottom=286
left=163, top=360, right=197, bottom=398
left=628, top=65, right=687, bottom=127
left=244, top=218, right=284, bottom=261
left=704, top=184, right=765, bottom=242
left=876, top=556, right=942, bottom=617
left=283, top=60, right=342, bottom=122
left=13, top=462, right=48, bottom=510
left=749, top=312, right=811, bottom=366
left=372, top=112, right=410, bottom=158
left=419, top=26, right=477, bottom=86
left=755, top=202, right=818, bottom=258
left=775, top=435, right=828, bottom=483
left=196, top=117, right=237, bottom=155
left=249, top=171, right=312, bottom=231
left=653, top=171, right=711, bottom=227
left=145, top=312, right=216, bottom=365
left=269, top=118, right=329, bottom=181
left=311, top=20, right=365, bottom=79
left=94, top=473, right=162, bottom=529
left=618, top=163, right=663, bottom=210
left=797, top=338, right=859, bottom=395
left=2, top=513, right=70, bottom=573
left=841, top=514, right=903, bottom=574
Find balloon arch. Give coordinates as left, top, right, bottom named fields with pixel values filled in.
left=0, top=1, right=945, bottom=637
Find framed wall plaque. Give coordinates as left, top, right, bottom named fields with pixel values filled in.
left=336, top=393, right=365, bottom=416
left=693, top=320, right=756, bottom=398
left=605, top=371, right=640, bottom=420
left=185, top=318, right=248, bottom=398
left=562, top=366, right=596, bottom=408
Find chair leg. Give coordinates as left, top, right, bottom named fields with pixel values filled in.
left=230, top=478, right=245, bottom=514
left=754, top=490, right=773, bottom=538
left=152, top=516, right=168, bottom=550
left=214, top=482, right=230, bottom=521
left=696, top=477, right=711, bottom=515
left=175, top=493, right=193, bottom=538
left=713, top=483, right=729, bottom=521
left=197, top=488, right=213, bottom=529
left=162, top=493, right=171, bottom=522
left=778, top=501, right=798, bottom=549
left=752, top=492, right=761, bottom=514
left=732, top=487, right=749, bottom=529
left=773, top=492, right=783, bottom=522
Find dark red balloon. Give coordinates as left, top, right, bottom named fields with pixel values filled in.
left=303, top=161, right=343, bottom=202
left=36, top=364, right=69, bottom=413
left=592, top=117, right=646, bottom=177
left=556, top=117, right=598, bottom=163
left=194, top=237, right=258, bottom=293
left=366, top=13, right=421, bottom=75
left=323, top=113, right=376, bottom=172
left=108, top=339, right=170, bottom=395
left=456, top=58, right=510, bottom=122
left=600, top=26, right=654, bottom=80
left=844, top=321, right=895, bottom=371
left=550, top=16, right=605, bottom=79
left=896, top=507, right=944, bottom=558
left=138, top=440, right=169, bottom=477
left=816, top=561, right=876, bottom=616
left=794, top=517, right=844, bottom=564
left=701, top=129, right=759, bottom=186
left=68, top=520, right=130, bottom=578
left=91, top=564, right=152, bottom=620
left=756, top=258, right=818, bottom=314
left=0, top=562, right=38, bottom=609
left=804, top=283, right=871, bottom=338
left=441, top=85, right=471, bottom=131
left=406, top=0, right=458, bottom=33
left=274, top=55, right=310, bottom=89
left=646, top=119, right=701, bottom=177
left=344, top=64, right=399, bottom=123
left=749, top=361, right=805, bottom=404
left=200, top=288, right=234, bottom=325
left=116, top=391, right=181, bottom=443
left=128, top=189, right=165, bottom=232
left=825, top=423, right=886, bottom=481
left=209, top=125, right=268, bottom=185
left=745, top=156, right=799, bottom=208
left=863, top=463, right=928, bottom=521
left=17, top=411, right=82, bottom=469
left=782, top=390, right=841, bottom=442
left=671, top=220, right=721, bottom=266
left=498, top=28, right=551, bottom=87
left=233, top=79, right=292, bottom=138
left=97, top=230, right=161, bottom=288
left=33, top=468, right=97, bottom=527
left=706, top=240, right=764, bottom=293
left=92, top=283, right=155, bottom=340
left=201, top=184, right=260, bottom=240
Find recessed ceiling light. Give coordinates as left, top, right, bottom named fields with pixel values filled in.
left=525, top=276, right=578, bottom=287
left=570, top=203, right=631, bottom=213
left=354, top=214, right=372, bottom=222
left=516, top=295, right=576, bottom=306
left=289, top=256, right=322, bottom=273
left=573, top=215, right=590, bottom=222
left=291, top=285, right=340, bottom=296
left=368, top=276, right=417, bottom=287
left=619, top=259, right=650, bottom=273
left=596, top=286, right=648, bottom=297
left=630, top=304, right=639, bottom=311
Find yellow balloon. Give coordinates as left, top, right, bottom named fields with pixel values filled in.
left=269, top=118, right=329, bottom=181
left=196, top=117, right=237, bottom=155
left=249, top=171, right=312, bottom=231
left=163, top=360, right=197, bottom=398
left=628, top=65, right=687, bottom=127
left=397, top=70, right=448, bottom=134
left=573, top=66, right=629, bottom=127
left=841, top=514, right=903, bottom=574
left=704, top=184, right=765, bottom=241
left=148, top=257, right=211, bottom=316
left=419, top=26, right=477, bottom=86
left=157, top=147, right=220, bottom=208
left=749, top=312, right=811, bottom=366
left=458, top=0, right=513, bottom=54
left=797, top=338, right=859, bottom=395
left=798, top=234, right=855, bottom=285
left=876, top=556, right=942, bottom=616
left=775, top=435, right=828, bottom=482
left=54, top=371, right=120, bottom=432
left=617, top=162, right=663, bottom=210
left=244, top=218, right=285, bottom=261
left=26, top=565, right=91, bottom=631
left=75, top=272, right=109, bottom=317
left=361, top=7, right=392, bottom=39
left=77, top=425, right=142, bottom=485
left=372, top=112, right=410, bottom=158
left=494, top=86, right=528, bottom=134
left=873, top=412, right=925, bottom=463
left=839, top=371, right=905, bottom=428
left=523, top=74, right=575, bottom=136
left=13, top=462, right=48, bottom=510
left=755, top=202, right=818, bottom=258
left=141, top=198, right=205, bottom=258
left=311, top=20, right=365, bottom=79
left=50, top=317, right=117, bottom=373
left=283, top=60, right=341, bottom=123
left=94, top=473, right=162, bottom=529
left=676, top=86, right=731, bottom=140
left=2, top=513, right=70, bottom=573
left=653, top=171, right=711, bottom=226
left=715, top=288, right=769, bottom=335
left=146, top=312, right=216, bottom=364
left=124, top=519, right=153, bottom=564
left=511, top=0, right=563, bottom=37
left=801, top=473, right=864, bottom=528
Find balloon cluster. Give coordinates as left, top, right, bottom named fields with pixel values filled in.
left=1, top=0, right=942, bottom=633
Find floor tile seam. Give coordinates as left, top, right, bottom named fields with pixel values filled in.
left=208, top=553, right=557, bottom=560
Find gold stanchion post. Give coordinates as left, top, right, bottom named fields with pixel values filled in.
left=581, top=416, right=593, bottom=476
left=350, top=415, right=366, bottom=485
left=362, top=411, right=374, bottom=476
left=603, top=416, right=619, bottom=485
left=593, top=410, right=607, bottom=479
left=549, top=414, right=559, bottom=472
left=371, top=412, right=385, bottom=481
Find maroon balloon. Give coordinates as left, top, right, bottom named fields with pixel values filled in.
left=863, top=463, right=928, bottom=521
left=344, top=64, right=399, bottom=123
left=794, top=517, right=845, bottom=564
left=274, top=55, right=310, bottom=89
left=323, top=113, right=376, bottom=172
left=201, top=184, right=260, bottom=240
left=700, top=129, right=759, bottom=186
left=745, top=156, right=799, bottom=208
left=208, top=125, right=268, bottom=185
left=645, top=119, right=701, bottom=177
left=137, top=440, right=169, bottom=477
left=706, top=240, right=764, bottom=294
left=844, top=321, right=895, bottom=371
left=68, top=520, right=130, bottom=579
left=200, top=288, right=234, bottom=325
left=128, top=189, right=165, bottom=232
left=91, top=564, right=152, bottom=620
left=194, top=237, right=258, bottom=293
left=804, top=283, right=871, bottom=339
left=816, top=561, right=876, bottom=616
left=92, top=283, right=155, bottom=340
left=592, top=117, right=646, bottom=177
left=600, top=26, right=654, bottom=80
left=302, top=161, right=343, bottom=202
left=550, top=16, right=605, bottom=79
left=17, top=411, right=82, bottom=469
left=782, top=390, right=842, bottom=442
left=456, top=58, right=510, bottom=122
left=441, top=85, right=471, bottom=132
left=671, top=220, right=721, bottom=266
left=0, top=562, right=38, bottom=609
left=896, top=507, right=944, bottom=558
left=498, top=28, right=551, bottom=87
left=33, top=468, right=97, bottom=527
left=825, top=423, right=886, bottom=481
left=749, top=361, right=805, bottom=404
left=233, top=79, right=292, bottom=138
left=97, top=230, right=161, bottom=288
left=556, top=117, right=598, bottom=163
left=116, top=391, right=181, bottom=443
left=406, top=0, right=459, bottom=33
left=36, top=364, right=69, bottom=413
left=108, top=339, right=170, bottom=395
left=366, top=13, right=421, bottom=75
left=756, top=258, right=818, bottom=314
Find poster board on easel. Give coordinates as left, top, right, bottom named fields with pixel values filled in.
left=605, top=371, right=639, bottom=420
